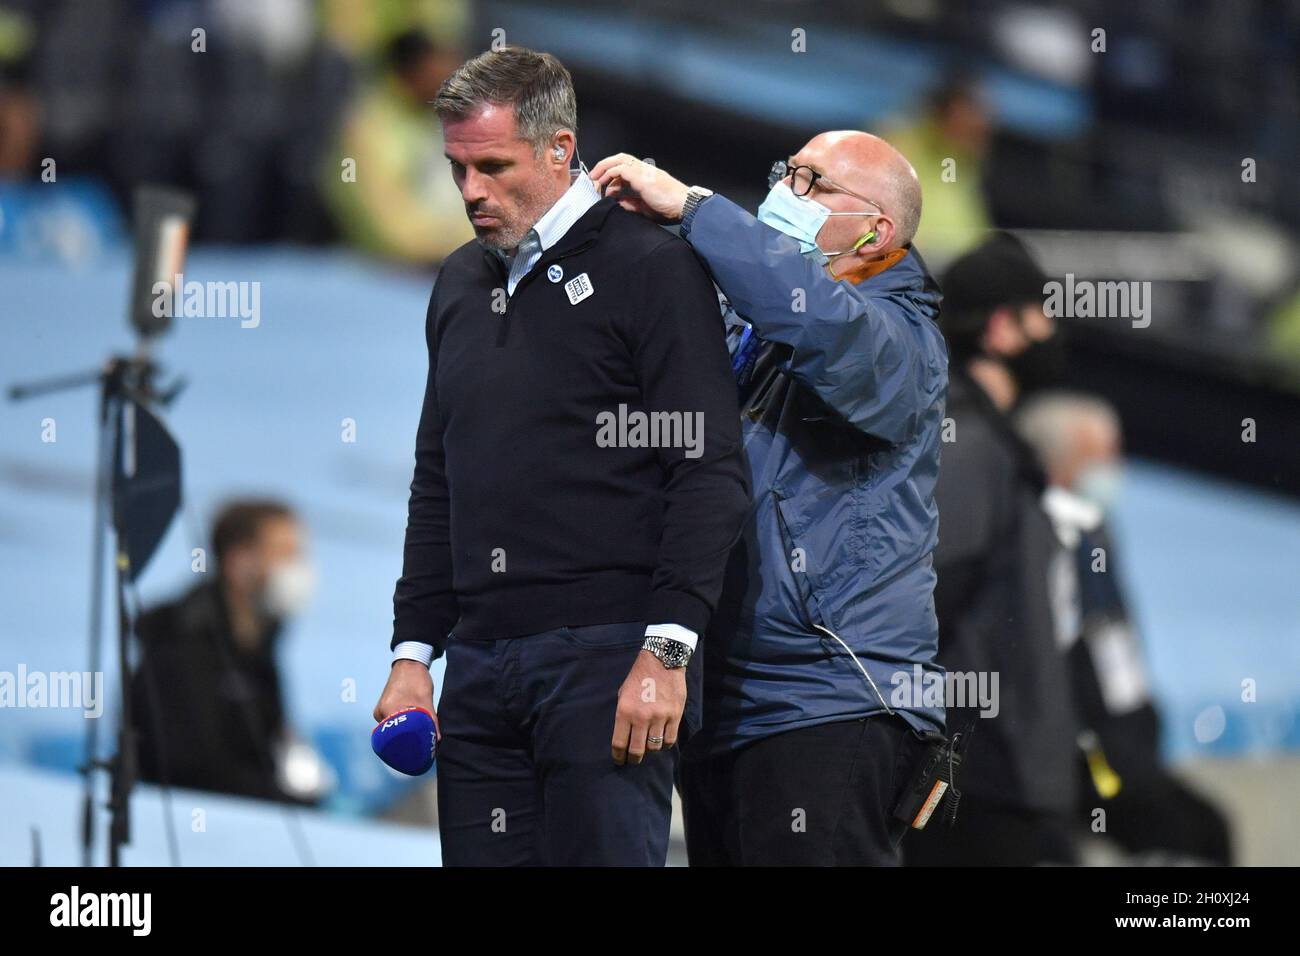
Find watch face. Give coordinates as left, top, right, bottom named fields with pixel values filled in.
left=645, top=637, right=691, bottom=668
left=661, top=641, right=691, bottom=668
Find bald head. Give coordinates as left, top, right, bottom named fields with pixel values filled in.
left=794, top=130, right=923, bottom=251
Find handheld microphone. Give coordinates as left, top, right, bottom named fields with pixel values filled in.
left=371, top=707, right=438, bottom=775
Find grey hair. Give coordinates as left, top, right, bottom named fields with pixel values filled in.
left=1014, top=392, right=1121, bottom=472
left=889, top=158, right=923, bottom=248
left=433, top=46, right=577, bottom=152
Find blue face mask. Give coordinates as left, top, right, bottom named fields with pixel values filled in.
left=757, top=180, right=877, bottom=265
left=1075, top=462, right=1124, bottom=513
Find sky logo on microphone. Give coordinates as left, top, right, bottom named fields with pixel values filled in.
left=371, top=706, right=437, bottom=775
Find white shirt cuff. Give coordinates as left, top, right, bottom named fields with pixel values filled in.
left=392, top=641, right=436, bottom=667
left=643, top=623, right=698, bottom=651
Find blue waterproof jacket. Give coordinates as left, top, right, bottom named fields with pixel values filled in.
left=680, top=195, right=949, bottom=756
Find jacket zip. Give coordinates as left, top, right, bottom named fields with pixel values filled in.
left=495, top=239, right=597, bottom=347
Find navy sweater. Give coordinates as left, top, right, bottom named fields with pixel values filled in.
left=391, top=197, right=749, bottom=652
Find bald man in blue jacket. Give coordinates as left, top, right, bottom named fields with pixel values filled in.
left=594, top=132, right=949, bottom=865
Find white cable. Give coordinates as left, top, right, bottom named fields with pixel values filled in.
left=813, top=623, right=895, bottom=715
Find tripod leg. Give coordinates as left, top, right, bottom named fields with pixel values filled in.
left=79, top=379, right=111, bottom=868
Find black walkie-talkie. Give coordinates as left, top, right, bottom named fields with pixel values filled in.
left=892, top=724, right=973, bottom=830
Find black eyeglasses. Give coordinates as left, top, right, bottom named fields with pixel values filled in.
left=768, top=159, right=884, bottom=213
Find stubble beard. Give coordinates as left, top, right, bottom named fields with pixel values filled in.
left=473, top=174, right=564, bottom=253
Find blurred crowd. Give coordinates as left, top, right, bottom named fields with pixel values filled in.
left=3, top=0, right=1299, bottom=369
left=0, top=0, right=474, bottom=261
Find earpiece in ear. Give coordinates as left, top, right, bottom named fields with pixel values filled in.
left=553, top=147, right=565, bottom=161
left=852, top=231, right=879, bottom=252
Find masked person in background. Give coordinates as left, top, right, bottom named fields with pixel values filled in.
left=905, top=233, right=1081, bottom=866
left=593, top=132, right=948, bottom=866
left=1015, top=393, right=1233, bottom=864
left=131, top=499, right=332, bottom=804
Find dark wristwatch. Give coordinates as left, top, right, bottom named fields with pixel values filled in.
left=641, top=635, right=693, bottom=669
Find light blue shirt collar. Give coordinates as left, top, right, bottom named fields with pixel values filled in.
left=533, top=167, right=602, bottom=252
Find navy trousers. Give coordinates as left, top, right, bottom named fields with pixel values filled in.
left=435, top=621, right=675, bottom=866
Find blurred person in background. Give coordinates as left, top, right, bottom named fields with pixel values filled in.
left=905, top=232, right=1080, bottom=866
left=322, top=28, right=475, bottom=264
left=0, top=10, right=37, bottom=177
left=373, top=48, right=748, bottom=866
left=320, top=0, right=468, bottom=63
left=131, top=499, right=332, bottom=805
left=1015, top=393, right=1233, bottom=865
left=883, top=74, right=993, bottom=267
left=0, top=6, right=123, bottom=261
left=1266, top=284, right=1300, bottom=371
left=592, top=130, right=948, bottom=866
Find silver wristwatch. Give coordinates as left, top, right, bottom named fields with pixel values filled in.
left=680, top=185, right=714, bottom=233
left=641, top=635, right=693, bottom=669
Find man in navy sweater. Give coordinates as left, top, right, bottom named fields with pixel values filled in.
left=372, top=47, right=748, bottom=866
